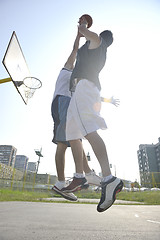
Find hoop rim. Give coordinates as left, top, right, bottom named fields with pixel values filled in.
left=23, top=77, right=42, bottom=89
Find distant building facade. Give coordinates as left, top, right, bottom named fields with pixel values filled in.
left=27, top=162, right=37, bottom=172
left=15, top=155, right=29, bottom=172
left=137, top=138, right=160, bottom=187
left=0, top=145, right=17, bottom=167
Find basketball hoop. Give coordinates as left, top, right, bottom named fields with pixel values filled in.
left=23, top=77, right=42, bottom=99
left=14, top=77, right=42, bottom=100
left=23, top=77, right=42, bottom=89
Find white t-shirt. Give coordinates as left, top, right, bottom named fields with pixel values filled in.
left=53, top=68, right=72, bottom=101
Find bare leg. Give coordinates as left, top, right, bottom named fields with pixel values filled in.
left=85, top=131, right=111, bottom=177
left=69, top=139, right=83, bottom=174
left=55, top=142, right=68, bottom=181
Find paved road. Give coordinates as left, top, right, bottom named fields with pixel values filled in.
left=0, top=202, right=160, bottom=240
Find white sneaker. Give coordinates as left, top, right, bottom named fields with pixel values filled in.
left=52, top=185, right=77, bottom=201
left=85, top=170, right=101, bottom=186
left=97, top=177, right=123, bottom=212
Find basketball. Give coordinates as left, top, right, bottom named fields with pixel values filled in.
left=80, top=14, right=93, bottom=28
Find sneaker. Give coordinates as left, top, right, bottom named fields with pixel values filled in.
left=97, top=177, right=123, bottom=212
left=85, top=170, right=101, bottom=186
left=52, top=185, right=77, bottom=201
left=61, top=177, right=89, bottom=193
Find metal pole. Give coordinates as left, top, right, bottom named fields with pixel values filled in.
left=36, top=156, right=40, bottom=174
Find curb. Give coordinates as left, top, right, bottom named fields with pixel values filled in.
left=42, top=197, right=145, bottom=204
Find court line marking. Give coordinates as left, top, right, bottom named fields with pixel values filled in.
left=147, top=220, right=160, bottom=224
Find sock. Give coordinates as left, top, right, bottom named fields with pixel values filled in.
left=55, top=181, right=65, bottom=189
left=74, top=173, right=85, bottom=178
left=85, top=170, right=94, bottom=176
left=102, top=174, right=113, bottom=183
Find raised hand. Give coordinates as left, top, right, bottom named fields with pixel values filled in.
left=101, top=96, right=120, bottom=107
left=110, top=96, right=120, bottom=107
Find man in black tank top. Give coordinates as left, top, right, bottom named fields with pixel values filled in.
left=62, top=15, right=123, bottom=212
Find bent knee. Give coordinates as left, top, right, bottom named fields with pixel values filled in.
left=85, top=131, right=98, bottom=140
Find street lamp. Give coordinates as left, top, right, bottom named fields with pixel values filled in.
left=87, top=152, right=91, bottom=161
left=110, top=163, right=116, bottom=176
left=34, top=147, right=43, bottom=174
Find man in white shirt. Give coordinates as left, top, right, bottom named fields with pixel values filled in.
left=51, top=16, right=101, bottom=201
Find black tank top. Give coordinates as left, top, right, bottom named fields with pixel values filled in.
left=70, top=37, right=108, bottom=91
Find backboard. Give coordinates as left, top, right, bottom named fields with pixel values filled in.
left=2, top=31, right=31, bottom=104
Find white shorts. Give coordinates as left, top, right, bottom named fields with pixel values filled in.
left=66, top=79, right=107, bottom=141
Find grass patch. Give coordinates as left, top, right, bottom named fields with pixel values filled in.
left=76, top=190, right=160, bottom=205
left=0, top=188, right=52, bottom=202
left=0, top=188, right=160, bottom=205
left=75, top=189, right=101, bottom=199
left=116, top=191, right=160, bottom=205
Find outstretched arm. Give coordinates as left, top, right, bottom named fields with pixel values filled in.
left=78, top=16, right=100, bottom=49
left=64, top=29, right=82, bottom=70
left=101, top=96, right=120, bottom=107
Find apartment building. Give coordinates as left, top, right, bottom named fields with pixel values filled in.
left=0, top=145, right=17, bottom=167
left=137, top=138, right=160, bottom=187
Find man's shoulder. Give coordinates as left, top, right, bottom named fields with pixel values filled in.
left=57, top=68, right=72, bottom=81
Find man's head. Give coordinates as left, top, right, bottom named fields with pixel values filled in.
left=100, top=30, right=113, bottom=47
left=79, top=14, right=93, bottom=28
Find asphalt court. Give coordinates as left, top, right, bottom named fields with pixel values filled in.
left=0, top=202, right=160, bottom=240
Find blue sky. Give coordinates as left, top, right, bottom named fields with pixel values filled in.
left=0, top=0, right=160, bottom=182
